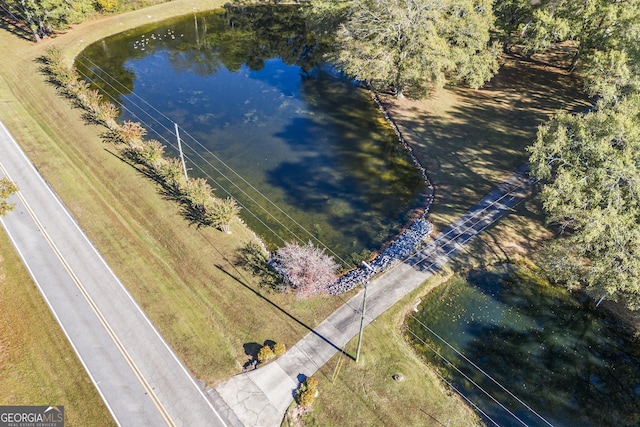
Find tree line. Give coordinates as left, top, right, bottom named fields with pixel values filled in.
left=522, top=1, right=640, bottom=310
left=0, top=0, right=166, bottom=42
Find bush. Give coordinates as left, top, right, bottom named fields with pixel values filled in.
left=257, top=345, right=275, bottom=363
left=273, top=342, right=286, bottom=357
left=116, top=121, right=147, bottom=145
left=123, top=139, right=165, bottom=166
left=183, top=178, right=214, bottom=208
left=97, top=0, right=119, bottom=12
left=208, top=197, right=240, bottom=233
left=92, top=102, right=120, bottom=129
left=295, top=376, right=319, bottom=408
left=151, top=157, right=185, bottom=193
left=44, top=47, right=63, bottom=67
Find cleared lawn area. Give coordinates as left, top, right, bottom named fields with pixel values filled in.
left=0, top=230, right=116, bottom=426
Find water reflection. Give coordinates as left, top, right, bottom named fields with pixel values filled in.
left=76, top=5, right=427, bottom=264
left=408, top=265, right=640, bottom=426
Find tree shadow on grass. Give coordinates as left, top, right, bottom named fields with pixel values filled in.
left=379, top=55, right=591, bottom=229
left=0, top=15, right=34, bottom=43
left=215, top=263, right=346, bottom=357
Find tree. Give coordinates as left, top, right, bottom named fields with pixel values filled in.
left=507, top=0, right=640, bottom=70
left=334, top=0, right=499, bottom=98
left=271, top=241, right=338, bottom=298
left=1, top=0, right=95, bottom=42
left=528, top=93, right=640, bottom=309
left=0, top=177, right=19, bottom=217
left=207, top=197, right=240, bottom=233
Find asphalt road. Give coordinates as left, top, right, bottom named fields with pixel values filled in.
left=0, top=121, right=236, bottom=427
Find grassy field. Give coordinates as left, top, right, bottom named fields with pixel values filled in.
left=0, top=1, right=588, bottom=426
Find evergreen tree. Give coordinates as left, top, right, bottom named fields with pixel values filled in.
left=529, top=93, right=640, bottom=309
left=1, top=0, right=95, bottom=41
left=334, top=0, right=499, bottom=98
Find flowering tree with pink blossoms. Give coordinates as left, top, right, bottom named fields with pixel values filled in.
left=271, top=241, right=339, bottom=299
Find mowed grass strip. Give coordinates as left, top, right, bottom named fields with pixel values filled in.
left=0, top=230, right=117, bottom=426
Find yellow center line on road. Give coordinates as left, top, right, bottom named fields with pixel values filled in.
left=0, top=163, right=176, bottom=427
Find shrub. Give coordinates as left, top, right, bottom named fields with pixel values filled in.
left=64, top=77, right=89, bottom=100
left=257, top=345, right=275, bottom=363
left=93, top=102, right=120, bottom=129
left=271, top=241, right=338, bottom=298
left=126, top=139, right=165, bottom=166
left=208, top=197, right=240, bottom=233
left=151, top=157, right=185, bottom=191
left=44, top=47, right=63, bottom=67
left=295, top=376, right=319, bottom=407
left=183, top=178, right=214, bottom=208
left=84, top=88, right=104, bottom=113
left=97, top=0, right=119, bottom=12
left=115, top=121, right=146, bottom=145
left=305, top=376, right=318, bottom=389
left=273, top=342, right=286, bottom=357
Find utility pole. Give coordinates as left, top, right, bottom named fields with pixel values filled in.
left=174, top=122, right=189, bottom=183
left=355, top=261, right=375, bottom=363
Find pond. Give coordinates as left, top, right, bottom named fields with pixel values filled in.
left=408, top=264, right=640, bottom=426
left=75, top=5, right=428, bottom=266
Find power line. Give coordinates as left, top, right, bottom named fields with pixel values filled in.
left=73, top=60, right=314, bottom=248
left=409, top=314, right=554, bottom=427
left=74, top=53, right=546, bottom=425
left=73, top=56, right=370, bottom=321
left=75, top=55, right=353, bottom=267
left=405, top=326, right=526, bottom=426
left=81, top=53, right=348, bottom=260
left=75, top=71, right=293, bottom=249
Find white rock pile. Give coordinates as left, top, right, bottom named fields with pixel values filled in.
left=326, top=218, right=433, bottom=295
